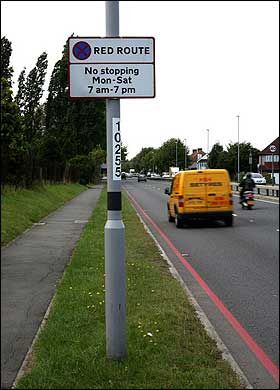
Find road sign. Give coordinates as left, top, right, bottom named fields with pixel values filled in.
left=69, top=63, right=154, bottom=98
left=68, top=37, right=155, bottom=99
left=69, top=37, right=154, bottom=63
left=270, top=145, right=276, bottom=153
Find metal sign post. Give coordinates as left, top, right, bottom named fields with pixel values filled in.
left=67, top=0, right=155, bottom=361
left=270, top=145, right=276, bottom=186
left=104, top=0, right=126, bottom=359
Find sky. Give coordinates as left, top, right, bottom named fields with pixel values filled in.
left=1, top=1, right=279, bottom=159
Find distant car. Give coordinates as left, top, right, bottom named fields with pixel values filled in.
left=138, top=174, right=147, bottom=182
left=162, top=172, right=171, bottom=179
left=150, top=173, right=161, bottom=179
left=242, top=173, right=266, bottom=185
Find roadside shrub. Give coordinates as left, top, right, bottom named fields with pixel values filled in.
left=68, top=155, right=94, bottom=185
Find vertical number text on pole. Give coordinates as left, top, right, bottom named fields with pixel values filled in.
left=113, top=118, right=121, bottom=180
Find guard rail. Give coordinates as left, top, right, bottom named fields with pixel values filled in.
left=147, top=177, right=279, bottom=198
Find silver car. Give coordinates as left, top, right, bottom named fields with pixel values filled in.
left=138, top=174, right=147, bottom=182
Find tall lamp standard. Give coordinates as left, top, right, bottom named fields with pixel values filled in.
left=206, top=129, right=209, bottom=168
left=236, top=115, right=240, bottom=182
left=249, top=149, right=252, bottom=172
left=206, top=129, right=209, bottom=154
left=175, top=140, right=178, bottom=167
left=184, top=138, right=187, bottom=170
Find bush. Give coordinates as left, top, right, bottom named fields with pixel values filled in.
left=68, top=155, right=95, bottom=185
left=262, top=172, right=272, bottom=184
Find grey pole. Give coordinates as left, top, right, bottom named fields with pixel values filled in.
left=206, top=129, right=209, bottom=154
left=249, top=149, right=252, bottom=172
left=237, top=115, right=240, bottom=182
left=271, top=153, right=274, bottom=186
left=105, top=0, right=126, bottom=359
left=206, top=129, right=209, bottom=168
left=175, top=140, right=178, bottom=167
left=184, top=138, right=187, bottom=170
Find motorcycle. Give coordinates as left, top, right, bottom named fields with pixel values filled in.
left=240, top=191, right=254, bottom=210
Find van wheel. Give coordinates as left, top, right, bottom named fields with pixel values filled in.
left=168, top=214, right=175, bottom=222
left=168, top=207, right=175, bottom=222
left=175, top=213, right=183, bottom=228
left=224, top=216, right=233, bottom=227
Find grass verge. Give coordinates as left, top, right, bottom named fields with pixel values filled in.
left=16, top=187, right=244, bottom=389
left=1, top=183, right=86, bottom=246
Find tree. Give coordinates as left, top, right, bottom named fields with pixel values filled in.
left=15, top=68, right=26, bottom=115
left=16, top=52, right=48, bottom=186
left=223, top=142, right=260, bottom=180
left=208, top=143, right=225, bottom=168
left=1, top=36, right=24, bottom=187
left=89, top=145, right=106, bottom=182
left=43, top=40, right=106, bottom=180
left=157, top=138, right=190, bottom=172
left=130, top=147, right=156, bottom=173
left=1, top=36, right=13, bottom=85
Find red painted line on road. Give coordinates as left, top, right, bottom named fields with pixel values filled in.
left=125, top=189, right=279, bottom=384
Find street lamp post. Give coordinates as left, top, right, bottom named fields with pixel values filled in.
left=270, top=145, right=276, bottom=186
left=206, top=129, right=209, bottom=169
left=237, top=115, right=240, bottom=182
left=249, top=149, right=252, bottom=172
left=271, top=153, right=274, bottom=186
left=206, top=129, right=209, bottom=154
left=175, top=140, right=178, bottom=167
left=184, top=138, right=187, bottom=170
left=105, top=0, right=126, bottom=360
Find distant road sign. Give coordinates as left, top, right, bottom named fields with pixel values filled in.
left=270, top=145, right=277, bottom=153
left=68, top=37, right=155, bottom=99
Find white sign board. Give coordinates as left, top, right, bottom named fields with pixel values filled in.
left=68, top=37, right=155, bottom=99
left=69, top=63, right=154, bottom=98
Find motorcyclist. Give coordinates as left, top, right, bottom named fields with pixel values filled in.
left=239, top=172, right=255, bottom=203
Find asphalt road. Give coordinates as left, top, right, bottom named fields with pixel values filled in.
left=122, top=178, right=279, bottom=389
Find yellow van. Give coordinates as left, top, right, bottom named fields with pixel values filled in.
left=165, top=169, right=233, bottom=228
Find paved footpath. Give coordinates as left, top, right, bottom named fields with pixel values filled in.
left=1, top=185, right=103, bottom=389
